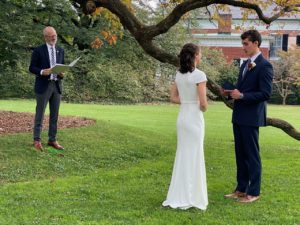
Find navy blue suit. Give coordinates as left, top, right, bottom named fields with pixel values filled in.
left=29, top=44, right=64, bottom=94
left=29, top=44, right=65, bottom=142
left=232, top=54, right=273, bottom=196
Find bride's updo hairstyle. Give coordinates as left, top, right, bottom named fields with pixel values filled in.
left=178, top=43, right=200, bottom=74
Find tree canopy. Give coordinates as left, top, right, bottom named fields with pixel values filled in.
left=71, top=0, right=300, bottom=140
left=0, top=0, right=299, bottom=140
left=272, top=47, right=300, bottom=105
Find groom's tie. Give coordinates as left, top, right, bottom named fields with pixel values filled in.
left=242, top=58, right=251, bottom=79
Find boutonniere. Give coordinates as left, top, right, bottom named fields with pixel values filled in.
left=247, top=62, right=256, bottom=70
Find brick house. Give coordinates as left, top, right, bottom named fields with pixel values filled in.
left=190, top=6, right=300, bottom=65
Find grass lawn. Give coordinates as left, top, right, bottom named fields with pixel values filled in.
left=0, top=99, right=299, bottom=225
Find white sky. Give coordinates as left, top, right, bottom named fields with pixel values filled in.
left=148, top=0, right=158, bottom=8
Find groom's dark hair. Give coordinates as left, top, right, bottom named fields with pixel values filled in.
left=178, top=43, right=200, bottom=73
left=241, top=30, right=262, bottom=47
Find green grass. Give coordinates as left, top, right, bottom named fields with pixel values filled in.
left=0, top=99, right=299, bottom=225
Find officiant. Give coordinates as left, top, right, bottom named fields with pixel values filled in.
left=29, top=26, right=65, bottom=151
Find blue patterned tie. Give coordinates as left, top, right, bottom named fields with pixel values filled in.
left=50, top=47, right=57, bottom=80
left=242, top=59, right=250, bottom=79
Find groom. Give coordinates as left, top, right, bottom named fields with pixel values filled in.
left=224, top=30, right=273, bottom=203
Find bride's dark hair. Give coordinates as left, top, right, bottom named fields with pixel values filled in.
left=178, top=43, right=200, bottom=73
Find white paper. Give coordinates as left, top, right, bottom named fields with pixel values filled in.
left=51, top=57, right=81, bottom=74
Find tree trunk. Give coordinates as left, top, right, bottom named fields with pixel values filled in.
left=77, top=0, right=300, bottom=141
left=282, top=96, right=286, bottom=105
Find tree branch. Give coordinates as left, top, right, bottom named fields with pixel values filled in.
left=214, top=0, right=296, bottom=24
left=267, top=117, right=300, bottom=140
left=74, top=0, right=300, bottom=140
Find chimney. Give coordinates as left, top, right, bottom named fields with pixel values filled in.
left=218, top=14, right=232, bottom=34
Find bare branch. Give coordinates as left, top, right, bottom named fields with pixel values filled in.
left=214, top=0, right=296, bottom=24
left=134, top=0, right=157, bottom=14
left=73, top=0, right=300, bottom=141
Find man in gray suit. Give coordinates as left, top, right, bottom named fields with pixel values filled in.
left=29, top=26, right=65, bottom=151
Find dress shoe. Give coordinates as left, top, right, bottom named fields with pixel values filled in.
left=224, top=191, right=246, bottom=199
left=238, top=195, right=260, bottom=203
left=33, top=141, right=43, bottom=152
left=48, top=141, right=64, bottom=150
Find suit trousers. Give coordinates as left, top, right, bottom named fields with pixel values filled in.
left=33, top=81, right=61, bottom=142
left=233, top=123, right=261, bottom=196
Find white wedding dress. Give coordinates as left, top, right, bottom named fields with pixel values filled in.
left=162, top=68, right=208, bottom=210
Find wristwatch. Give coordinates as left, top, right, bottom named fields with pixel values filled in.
left=239, top=93, right=244, bottom=99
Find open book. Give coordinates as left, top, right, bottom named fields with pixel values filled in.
left=50, top=57, right=81, bottom=74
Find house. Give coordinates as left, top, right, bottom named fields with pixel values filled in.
left=190, top=6, right=300, bottom=64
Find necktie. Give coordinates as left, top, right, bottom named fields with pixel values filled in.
left=242, top=58, right=250, bottom=79
left=50, top=47, right=57, bottom=80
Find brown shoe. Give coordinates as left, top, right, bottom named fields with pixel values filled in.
left=48, top=141, right=64, bottom=150
left=33, top=141, right=43, bottom=152
left=238, top=195, right=260, bottom=203
left=224, top=191, right=246, bottom=199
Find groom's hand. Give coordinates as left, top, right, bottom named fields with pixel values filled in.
left=220, top=88, right=233, bottom=97
left=230, top=89, right=242, bottom=100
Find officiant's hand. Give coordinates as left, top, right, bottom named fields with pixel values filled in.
left=58, top=72, right=65, bottom=78
left=42, top=68, right=51, bottom=76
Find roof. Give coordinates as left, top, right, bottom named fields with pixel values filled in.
left=197, top=4, right=300, bottom=20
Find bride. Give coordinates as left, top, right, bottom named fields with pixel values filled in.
left=162, top=43, right=208, bottom=210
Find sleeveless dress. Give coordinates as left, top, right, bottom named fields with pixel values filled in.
left=162, top=68, right=208, bottom=210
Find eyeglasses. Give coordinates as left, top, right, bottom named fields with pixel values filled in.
left=45, top=35, right=57, bottom=38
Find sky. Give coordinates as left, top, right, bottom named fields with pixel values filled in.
left=148, top=0, right=158, bottom=8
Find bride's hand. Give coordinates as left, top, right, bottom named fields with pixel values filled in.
left=200, top=105, right=207, bottom=112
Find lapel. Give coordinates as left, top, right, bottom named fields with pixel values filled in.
left=44, top=44, right=61, bottom=65
left=42, top=44, right=51, bottom=67
left=56, top=46, right=60, bottom=63
left=237, top=54, right=264, bottom=88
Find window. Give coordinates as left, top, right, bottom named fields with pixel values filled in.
left=297, top=35, right=300, bottom=46
left=282, top=34, right=289, bottom=51
left=270, top=35, right=283, bottom=58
